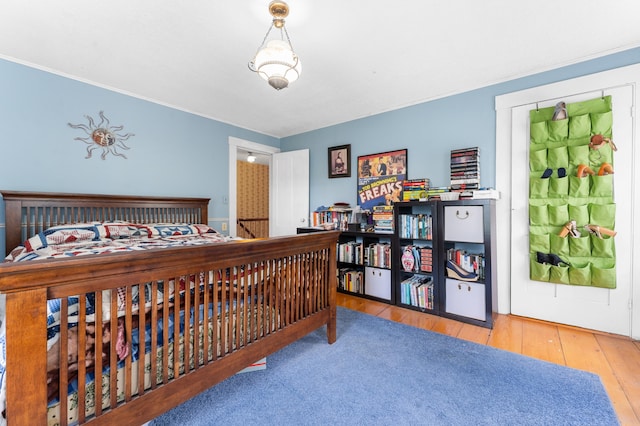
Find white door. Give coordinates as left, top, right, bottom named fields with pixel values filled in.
left=510, top=85, right=634, bottom=336
left=270, top=149, right=309, bottom=236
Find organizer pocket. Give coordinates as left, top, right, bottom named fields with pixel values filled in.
left=530, top=178, right=549, bottom=199
left=529, top=233, right=550, bottom=254
left=568, top=204, right=589, bottom=227
left=590, top=174, right=613, bottom=198
left=569, top=114, right=591, bottom=138
left=529, top=148, right=548, bottom=171
left=530, top=257, right=551, bottom=282
left=591, top=263, right=616, bottom=289
left=568, top=145, right=589, bottom=168
left=549, top=233, right=569, bottom=258
left=548, top=177, right=568, bottom=198
left=548, top=119, right=568, bottom=142
left=548, top=204, right=569, bottom=226
left=529, top=204, right=549, bottom=226
left=549, top=264, right=570, bottom=284
left=530, top=121, right=549, bottom=144
left=591, top=111, right=613, bottom=135
left=569, top=263, right=591, bottom=286
left=548, top=146, right=569, bottom=169
left=591, top=235, right=615, bottom=258
left=568, top=175, right=589, bottom=198
left=589, top=203, right=616, bottom=229
left=589, top=146, right=613, bottom=165
left=569, top=235, right=591, bottom=257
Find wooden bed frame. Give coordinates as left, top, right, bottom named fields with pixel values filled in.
left=0, top=191, right=338, bottom=425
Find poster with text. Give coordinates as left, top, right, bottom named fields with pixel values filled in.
left=357, top=149, right=407, bottom=210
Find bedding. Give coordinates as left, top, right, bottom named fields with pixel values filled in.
left=0, top=222, right=254, bottom=425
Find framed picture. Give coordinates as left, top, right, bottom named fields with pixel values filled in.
left=357, top=149, right=407, bottom=209
left=328, top=144, right=351, bottom=178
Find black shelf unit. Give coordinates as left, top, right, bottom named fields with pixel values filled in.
left=393, top=199, right=496, bottom=329
left=298, top=199, right=496, bottom=328
left=297, top=228, right=394, bottom=303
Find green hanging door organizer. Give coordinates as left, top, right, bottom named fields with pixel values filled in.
left=528, top=96, right=616, bottom=289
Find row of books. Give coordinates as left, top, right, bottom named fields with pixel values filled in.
left=338, top=241, right=392, bottom=268
left=398, top=214, right=433, bottom=240
left=372, top=205, right=394, bottom=233
left=446, top=248, right=485, bottom=280
left=400, top=275, right=434, bottom=309
left=401, top=245, right=432, bottom=273
left=450, top=147, right=480, bottom=190
left=311, top=208, right=353, bottom=228
left=338, top=268, right=364, bottom=294
left=402, top=178, right=430, bottom=201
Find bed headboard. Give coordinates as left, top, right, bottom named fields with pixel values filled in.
left=1, top=191, right=210, bottom=256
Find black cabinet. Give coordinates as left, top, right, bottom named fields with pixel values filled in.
left=298, top=199, right=496, bottom=328
left=393, top=199, right=495, bottom=328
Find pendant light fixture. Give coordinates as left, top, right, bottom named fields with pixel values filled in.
left=248, top=1, right=301, bottom=90
left=247, top=152, right=257, bottom=163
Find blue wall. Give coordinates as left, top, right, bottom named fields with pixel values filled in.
left=0, top=58, right=279, bottom=253
left=1, top=47, right=639, bottom=255
left=282, top=47, right=640, bottom=211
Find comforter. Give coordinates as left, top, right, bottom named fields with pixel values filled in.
left=0, top=222, right=239, bottom=424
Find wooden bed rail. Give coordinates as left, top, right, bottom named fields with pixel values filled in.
left=0, top=231, right=339, bottom=425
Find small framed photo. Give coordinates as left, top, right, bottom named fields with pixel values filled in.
left=328, top=144, right=351, bottom=178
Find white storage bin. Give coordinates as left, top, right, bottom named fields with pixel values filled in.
left=364, top=266, right=391, bottom=300
left=444, top=205, right=484, bottom=243
left=445, top=278, right=486, bottom=321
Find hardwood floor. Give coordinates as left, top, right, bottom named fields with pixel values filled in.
left=337, top=293, right=640, bottom=426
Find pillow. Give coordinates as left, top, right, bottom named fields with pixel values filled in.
left=24, top=223, right=102, bottom=252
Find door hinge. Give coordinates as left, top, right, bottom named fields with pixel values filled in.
left=629, top=299, right=634, bottom=310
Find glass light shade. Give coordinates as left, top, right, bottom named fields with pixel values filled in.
left=253, top=39, right=301, bottom=90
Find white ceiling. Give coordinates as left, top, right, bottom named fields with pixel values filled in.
left=1, top=1, right=639, bottom=138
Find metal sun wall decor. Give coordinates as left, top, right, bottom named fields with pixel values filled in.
left=68, top=111, right=135, bottom=159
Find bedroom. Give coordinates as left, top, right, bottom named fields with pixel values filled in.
left=0, top=1, right=639, bottom=424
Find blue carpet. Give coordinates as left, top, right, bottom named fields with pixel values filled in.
left=151, top=307, right=618, bottom=426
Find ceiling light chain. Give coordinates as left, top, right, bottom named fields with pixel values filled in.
left=248, top=1, right=301, bottom=90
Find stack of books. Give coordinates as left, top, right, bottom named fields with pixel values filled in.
left=450, top=147, right=480, bottom=192
left=402, top=178, right=430, bottom=201
left=338, top=268, right=363, bottom=293
left=398, top=214, right=432, bottom=240
left=424, top=187, right=449, bottom=200
left=365, top=242, right=392, bottom=268
left=337, top=241, right=363, bottom=264
left=372, top=205, right=394, bottom=233
left=400, top=275, right=434, bottom=309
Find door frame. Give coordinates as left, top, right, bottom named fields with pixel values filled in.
left=228, top=137, right=280, bottom=238
left=495, top=63, right=640, bottom=339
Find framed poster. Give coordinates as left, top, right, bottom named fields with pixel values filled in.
left=328, top=144, right=351, bottom=178
left=357, top=149, right=407, bottom=210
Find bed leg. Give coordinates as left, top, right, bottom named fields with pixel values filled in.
left=327, top=304, right=337, bottom=344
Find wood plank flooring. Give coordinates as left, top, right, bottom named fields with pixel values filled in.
left=337, top=293, right=640, bottom=425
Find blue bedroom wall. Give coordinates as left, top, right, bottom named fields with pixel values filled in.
left=0, top=58, right=279, bottom=254
left=281, top=47, right=640, bottom=211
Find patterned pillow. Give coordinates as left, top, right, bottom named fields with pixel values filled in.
left=24, top=223, right=102, bottom=252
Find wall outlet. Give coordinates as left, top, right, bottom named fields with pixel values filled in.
left=221, top=222, right=228, bottom=231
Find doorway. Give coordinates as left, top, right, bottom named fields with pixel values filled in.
left=236, top=150, right=270, bottom=238
left=228, top=137, right=280, bottom=238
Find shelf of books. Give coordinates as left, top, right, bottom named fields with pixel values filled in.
left=337, top=232, right=393, bottom=302
left=393, top=200, right=438, bottom=313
